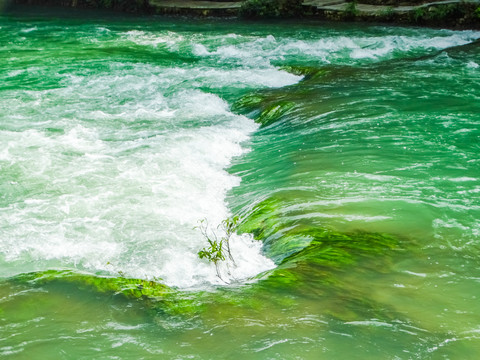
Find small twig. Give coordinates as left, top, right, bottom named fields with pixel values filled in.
left=196, top=217, right=239, bottom=282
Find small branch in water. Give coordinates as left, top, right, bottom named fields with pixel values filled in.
left=195, top=217, right=239, bottom=283
left=218, top=217, right=238, bottom=266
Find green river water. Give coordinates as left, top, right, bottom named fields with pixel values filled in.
left=1, top=7, right=480, bottom=359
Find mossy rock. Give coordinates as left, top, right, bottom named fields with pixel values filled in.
left=231, top=93, right=266, bottom=115
left=256, top=101, right=295, bottom=127
left=237, top=196, right=284, bottom=238
left=280, top=65, right=329, bottom=80
left=11, top=270, right=211, bottom=316
left=237, top=188, right=400, bottom=269
left=14, top=270, right=173, bottom=300
left=248, top=227, right=402, bottom=321
left=232, top=94, right=295, bottom=127
left=280, top=229, right=398, bottom=267
left=232, top=65, right=331, bottom=127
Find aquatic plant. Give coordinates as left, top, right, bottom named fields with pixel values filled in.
left=376, top=6, right=395, bottom=21
left=280, top=65, right=328, bottom=80
left=196, top=217, right=239, bottom=281
left=233, top=94, right=295, bottom=127
left=219, top=217, right=238, bottom=264
left=14, top=270, right=172, bottom=299
left=344, top=0, right=359, bottom=19
left=257, top=101, right=295, bottom=127
left=232, top=65, right=332, bottom=127
left=9, top=270, right=208, bottom=316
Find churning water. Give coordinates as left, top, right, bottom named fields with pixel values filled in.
left=1, top=9, right=480, bottom=359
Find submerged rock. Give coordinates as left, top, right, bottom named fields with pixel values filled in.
left=238, top=194, right=399, bottom=262
left=232, top=65, right=333, bottom=127
left=256, top=101, right=295, bottom=127
left=14, top=270, right=173, bottom=299
left=280, top=65, right=329, bottom=80
left=233, top=91, right=296, bottom=127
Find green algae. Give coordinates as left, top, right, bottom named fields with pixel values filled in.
left=237, top=192, right=399, bottom=272
left=278, top=229, right=399, bottom=271
left=232, top=65, right=331, bottom=127
left=236, top=196, right=284, bottom=240
left=248, top=227, right=402, bottom=321
left=14, top=270, right=173, bottom=300
left=231, top=93, right=265, bottom=114
left=257, top=101, right=295, bottom=127
left=235, top=192, right=401, bottom=307
left=233, top=93, right=296, bottom=127
left=10, top=270, right=213, bottom=317
left=280, top=65, right=329, bottom=80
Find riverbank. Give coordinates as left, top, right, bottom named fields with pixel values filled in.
left=304, top=0, right=480, bottom=28
left=7, top=0, right=480, bottom=28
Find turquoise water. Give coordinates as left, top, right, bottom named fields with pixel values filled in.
left=1, top=9, right=480, bottom=359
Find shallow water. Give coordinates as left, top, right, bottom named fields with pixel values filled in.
left=1, top=9, right=480, bottom=359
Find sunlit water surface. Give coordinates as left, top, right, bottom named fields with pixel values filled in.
left=1, top=8, right=480, bottom=359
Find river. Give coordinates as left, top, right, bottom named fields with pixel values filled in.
left=1, top=8, right=480, bottom=359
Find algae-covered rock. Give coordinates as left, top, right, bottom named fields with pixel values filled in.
left=280, top=229, right=398, bottom=267
left=235, top=94, right=265, bottom=108
left=249, top=227, right=402, bottom=321
left=11, top=270, right=211, bottom=316
left=6, top=225, right=402, bottom=322
left=15, top=270, right=172, bottom=300
left=231, top=93, right=266, bottom=116
left=280, top=65, right=329, bottom=80
left=232, top=65, right=330, bottom=127
left=257, top=101, right=295, bottom=127
left=238, top=190, right=400, bottom=270
left=7, top=213, right=400, bottom=322
left=232, top=94, right=295, bottom=127
left=237, top=196, right=283, bottom=238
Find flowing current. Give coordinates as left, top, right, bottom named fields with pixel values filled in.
left=1, top=9, right=480, bottom=359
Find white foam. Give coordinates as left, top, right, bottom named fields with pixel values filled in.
left=7, top=69, right=25, bottom=77
left=467, top=61, right=479, bottom=69
left=449, top=177, right=478, bottom=182
left=20, top=27, right=38, bottom=33
left=190, top=31, right=480, bottom=65
left=119, top=28, right=480, bottom=78
left=0, top=61, right=277, bottom=288
left=123, top=30, right=184, bottom=50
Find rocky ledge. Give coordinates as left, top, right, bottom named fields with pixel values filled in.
left=10, top=0, right=480, bottom=28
